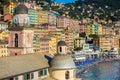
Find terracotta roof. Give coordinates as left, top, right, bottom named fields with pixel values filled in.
left=0, top=53, right=49, bottom=79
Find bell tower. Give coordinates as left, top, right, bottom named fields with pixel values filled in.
left=8, top=2, right=33, bottom=56
left=57, top=40, right=67, bottom=54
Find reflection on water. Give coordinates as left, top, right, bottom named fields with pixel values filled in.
left=77, top=60, right=120, bottom=80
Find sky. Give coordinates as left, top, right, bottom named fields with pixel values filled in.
left=56, top=0, right=75, bottom=4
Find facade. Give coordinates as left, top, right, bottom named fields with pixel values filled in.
left=8, top=3, right=34, bottom=56
left=57, top=16, right=70, bottom=28
left=74, top=38, right=86, bottom=49
left=98, top=24, right=103, bottom=35
left=38, top=10, right=48, bottom=25
left=79, top=24, right=86, bottom=34
left=3, top=2, right=16, bottom=15
left=49, top=36, right=57, bottom=55
left=86, top=23, right=93, bottom=36
left=0, top=41, right=8, bottom=57
left=28, top=9, right=38, bottom=25
left=99, top=36, right=112, bottom=51
left=0, top=21, right=8, bottom=31
left=48, top=11, right=57, bottom=26
left=0, top=31, right=9, bottom=41
left=39, top=38, right=50, bottom=53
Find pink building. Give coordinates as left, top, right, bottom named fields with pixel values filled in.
left=48, top=11, right=57, bottom=26
left=57, top=16, right=70, bottom=28
left=39, top=38, right=50, bottom=53
left=79, top=24, right=86, bottom=33
left=48, top=25, right=56, bottom=31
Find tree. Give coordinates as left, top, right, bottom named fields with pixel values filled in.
left=74, top=47, right=82, bottom=51
left=79, top=32, right=86, bottom=37
left=89, top=34, right=99, bottom=38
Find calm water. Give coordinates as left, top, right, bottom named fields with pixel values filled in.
left=77, top=60, right=120, bottom=80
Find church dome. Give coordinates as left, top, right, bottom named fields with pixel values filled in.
left=50, top=54, right=76, bottom=69
left=14, top=3, right=28, bottom=14
left=58, top=40, right=66, bottom=46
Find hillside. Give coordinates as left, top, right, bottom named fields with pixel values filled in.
left=50, top=0, right=120, bottom=21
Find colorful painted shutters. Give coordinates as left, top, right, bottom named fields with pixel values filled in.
left=31, top=72, right=34, bottom=79
left=23, top=74, right=27, bottom=80
left=44, top=69, right=47, bottom=75
left=38, top=70, right=41, bottom=77
left=15, top=76, right=18, bottom=80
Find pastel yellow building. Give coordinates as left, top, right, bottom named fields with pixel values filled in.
left=98, top=25, right=103, bottom=35
left=0, top=31, right=9, bottom=41
left=49, top=35, right=57, bottom=55
left=86, top=24, right=93, bottom=36
left=38, top=10, right=48, bottom=25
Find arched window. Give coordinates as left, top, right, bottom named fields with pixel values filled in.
left=60, top=47, right=62, bottom=52
left=65, top=71, right=70, bottom=79
left=15, top=33, right=18, bottom=47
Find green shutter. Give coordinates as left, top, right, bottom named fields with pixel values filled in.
left=15, top=76, right=18, bottom=80
left=44, top=69, right=47, bottom=75
left=5, top=79, right=10, bottom=80
left=38, top=70, right=41, bottom=77
left=31, top=72, right=34, bottom=79
left=23, top=74, right=27, bottom=80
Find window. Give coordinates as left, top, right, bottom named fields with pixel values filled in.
left=40, top=70, right=43, bottom=76
left=44, top=69, right=47, bottom=75
left=15, top=76, right=18, bottom=80
left=60, top=47, right=62, bottom=52
left=27, top=73, right=30, bottom=79
left=15, top=33, right=18, bottom=47
left=38, top=70, right=41, bottom=77
left=65, top=71, right=70, bottom=79
left=10, top=77, right=14, bottom=80
left=23, top=74, right=27, bottom=80
left=31, top=72, right=34, bottom=79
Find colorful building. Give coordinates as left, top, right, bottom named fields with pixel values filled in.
left=49, top=35, right=57, bottom=55
left=28, top=9, right=38, bottom=24
left=79, top=24, right=86, bottom=34
left=48, top=11, right=57, bottom=26
left=57, top=16, right=70, bottom=28
left=86, top=23, right=93, bottom=36
left=38, top=10, right=48, bottom=25
left=0, top=31, right=9, bottom=41
left=39, top=37, right=50, bottom=54
left=8, top=3, right=34, bottom=56
left=0, top=21, right=8, bottom=31
left=0, top=41, right=8, bottom=57
left=99, top=35, right=112, bottom=51
left=74, top=37, right=86, bottom=49
left=98, top=24, right=103, bottom=35
left=3, top=2, right=16, bottom=15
